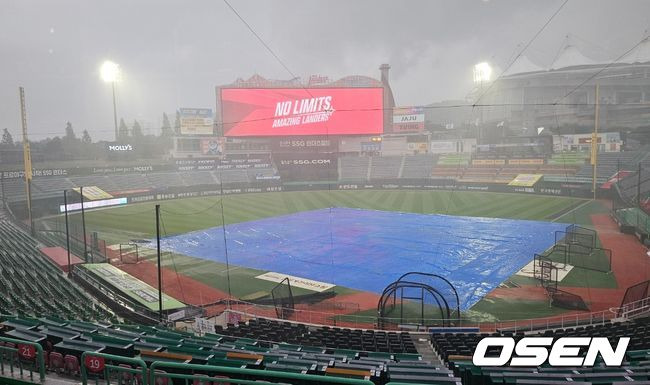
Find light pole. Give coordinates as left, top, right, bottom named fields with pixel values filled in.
left=100, top=61, right=121, bottom=141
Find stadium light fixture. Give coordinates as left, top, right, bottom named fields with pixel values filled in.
left=100, top=60, right=121, bottom=141
left=100, top=61, right=121, bottom=83
left=473, top=62, right=492, bottom=84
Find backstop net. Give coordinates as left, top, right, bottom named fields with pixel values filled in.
left=551, top=224, right=611, bottom=273
left=271, top=277, right=295, bottom=320
left=118, top=242, right=140, bottom=264
left=613, top=163, right=650, bottom=237
left=618, top=280, right=650, bottom=317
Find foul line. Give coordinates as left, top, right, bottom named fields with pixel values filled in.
left=552, top=200, right=592, bottom=223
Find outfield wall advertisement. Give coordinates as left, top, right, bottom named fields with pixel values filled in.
left=220, top=88, right=384, bottom=137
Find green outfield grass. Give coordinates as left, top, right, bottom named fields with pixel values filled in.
left=58, top=190, right=589, bottom=243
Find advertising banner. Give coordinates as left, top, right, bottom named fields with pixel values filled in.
left=200, top=137, right=224, bottom=155
left=392, top=107, right=425, bottom=133
left=274, top=153, right=336, bottom=170
left=430, top=141, right=457, bottom=154
left=508, top=159, right=545, bottom=165
left=271, top=136, right=337, bottom=153
left=220, top=88, right=383, bottom=136
left=473, top=159, right=506, bottom=166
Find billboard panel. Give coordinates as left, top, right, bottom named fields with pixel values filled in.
left=392, top=107, right=425, bottom=133
left=180, top=108, right=213, bottom=135
left=221, top=88, right=383, bottom=136
left=200, top=137, right=224, bottom=155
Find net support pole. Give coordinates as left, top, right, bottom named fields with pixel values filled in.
left=639, top=162, right=642, bottom=207
left=592, top=83, right=600, bottom=200
left=19, top=87, right=34, bottom=235
left=219, top=175, right=233, bottom=308
left=155, top=204, right=163, bottom=322
left=80, top=186, right=89, bottom=262
left=64, top=189, right=71, bottom=275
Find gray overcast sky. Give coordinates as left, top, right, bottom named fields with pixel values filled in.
left=0, top=0, right=648, bottom=141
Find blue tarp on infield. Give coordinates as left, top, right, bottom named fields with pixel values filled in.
left=152, top=208, right=567, bottom=310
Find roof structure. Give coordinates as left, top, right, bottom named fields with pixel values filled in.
left=503, top=55, right=545, bottom=76
left=550, top=44, right=597, bottom=70
left=619, top=36, right=650, bottom=64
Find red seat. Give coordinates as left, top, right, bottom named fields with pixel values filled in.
left=213, top=375, right=231, bottom=385
left=119, top=363, right=134, bottom=382
left=193, top=374, right=212, bottom=385
left=48, top=352, right=64, bottom=373
left=135, top=371, right=144, bottom=385
left=2, top=342, right=17, bottom=363
left=64, top=354, right=80, bottom=376
left=153, top=369, right=169, bottom=385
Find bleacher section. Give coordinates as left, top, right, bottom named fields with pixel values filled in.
left=0, top=167, right=278, bottom=201
left=146, top=172, right=185, bottom=189
left=575, top=151, right=642, bottom=183
left=369, top=156, right=402, bottom=180
left=437, top=319, right=650, bottom=385
left=218, top=169, right=251, bottom=184
left=0, top=221, right=111, bottom=321
left=0, top=315, right=442, bottom=385
left=68, top=175, right=118, bottom=192
left=180, top=170, right=218, bottom=186
left=402, top=155, right=438, bottom=178
left=1, top=151, right=648, bottom=202
left=340, top=157, right=370, bottom=181
left=110, top=174, right=154, bottom=191
left=217, top=318, right=417, bottom=354
left=4, top=311, right=650, bottom=385
left=31, top=178, right=76, bottom=199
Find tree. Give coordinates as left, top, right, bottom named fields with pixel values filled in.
left=1, top=128, right=13, bottom=147
left=118, top=118, right=129, bottom=138
left=81, top=130, right=92, bottom=144
left=43, top=137, right=63, bottom=160
left=132, top=120, right=143, bottom=138
left=174, top=111, right=181, bottom=134
left=161, top=113, right=172, bottom=136
left=64, top=121, right=76, bottom=140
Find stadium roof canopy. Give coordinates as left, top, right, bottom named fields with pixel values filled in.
left=502, top=55, right=545, bottom=76
left=619, top=36, right=650, bottom=64
left=550, top=44, right=598, bottom=70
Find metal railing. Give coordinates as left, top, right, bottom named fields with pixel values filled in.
left=221, top=295, right=647, bottom=333
left=0, top=336, right=46, bottom=382
left=80, top=352, right=147, bottom=385
left=618, top=296, right=650, bottom=319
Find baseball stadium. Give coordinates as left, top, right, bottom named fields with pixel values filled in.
left=2, top=5, right=650, bottom=385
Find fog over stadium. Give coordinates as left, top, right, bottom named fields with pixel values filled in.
left=1, top=0, right=649, bottom=140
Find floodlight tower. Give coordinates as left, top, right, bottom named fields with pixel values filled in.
left=100, top=61, right=121, bottom=141
left=473, top=62, right=492, bottom=143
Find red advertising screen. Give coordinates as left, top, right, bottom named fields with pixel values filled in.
left=221, top=88, right=383, bottom=136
